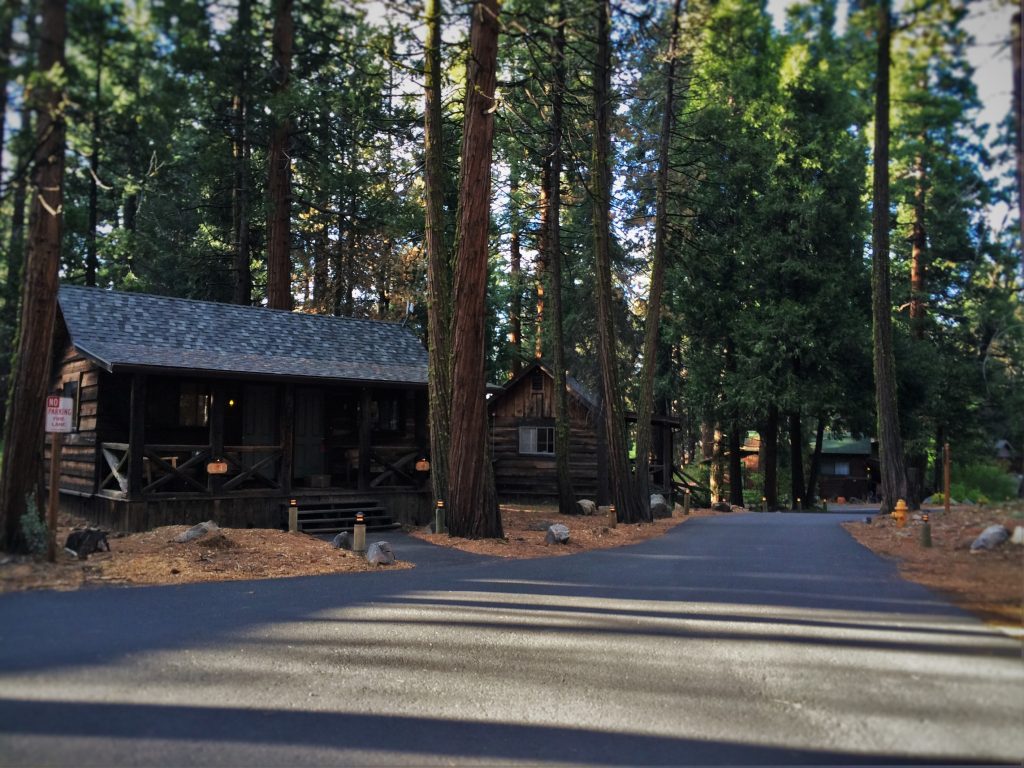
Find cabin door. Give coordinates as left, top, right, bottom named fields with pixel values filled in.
left=294, top=388, right=325, bottom=479
left=242, top=385, right=278, bottom=475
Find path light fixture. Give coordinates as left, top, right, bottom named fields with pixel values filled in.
left=921, top=513, right=932, bottom=547
left=354, top=512, right=367, bottom=553
left=434, top=499, right=446, bottom=534
left=609, top=504, right=617, bottom=528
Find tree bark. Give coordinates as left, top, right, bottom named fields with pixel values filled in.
left=592, top=0, right=643, bottom=524
left=870, top=0, right=908, bottom=513
left=424, top=0, right=451, bottom=506
left=508, top=168, right=522, bottom=376
left=545, top=4, right=576, bottom=516
left=762, top=404, right=778, bottom=509
left=266, top=0, right=293, bottom=310
left=1012, top=11, right=1021, bottom=266
left=232, top=0, right=253, bottom=306
left=446, top=0, right=502, bottom=539
left=728, top=421, right=744, bottom=507
left=635, top=0, right=683, bottom=514
left=0, top=0, right=66, bottom=552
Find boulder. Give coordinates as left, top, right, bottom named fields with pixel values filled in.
left=331, top=531, right=351, bottom=550
left=970, top=525, right=1009, bottom=553
left=576, top=499, right=598, bottom=516
left=174, top=520, right=219, bottom=544
left=545, top=523, right=570, bottom=545
left=1010, top=526, right=1024, bottom=546
left=711, top=501, right=731, bottom=513
left=366, top=541, right=396, bottom=566
left=650, top=494, right=671, bottom=519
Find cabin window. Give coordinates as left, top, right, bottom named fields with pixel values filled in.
left=531, top=372, right=544, bottom=392
left=519, top=426, right=555, bottom=455
left=821, top=460, right=850, bottom=476
left=373, top=396, right=404, bottom=433
left=178, top=383, right=209, bottom=427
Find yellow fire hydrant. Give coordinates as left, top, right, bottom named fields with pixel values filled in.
left=892, top=499, right=908, bottom=528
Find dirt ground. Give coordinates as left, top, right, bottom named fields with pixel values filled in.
left=0, top=505, right=713, bottom=593
left=842, top=502, right=1024, bottom=628
left=410, top=503, right=717, bottom=557
left=0, top=511, right=411, bottom=593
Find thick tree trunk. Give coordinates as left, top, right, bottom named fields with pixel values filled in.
left=0, top=0, right=66, bottom=552
left=870, top=0, right=908, bottom=513
left=762, top=404, right=778, bottom=509
left=545, top=5, right=576, bottom=516
left=424, top=0, right=451, bottom=506
left=789, top=411, right=805, bottom=508
left=634, top=0, right=682, bottom=514
left=710, top=425, right=724, bottom=503
left=592, top=0, right=643, bottom=524
left=232, top=0, right=252, bottom=306
left=446, top=0, right=502, bottom=539
left=266, top=0, right=293, bottom=310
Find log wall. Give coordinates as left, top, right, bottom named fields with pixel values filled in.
left=44, top=343, right=100, bottom=497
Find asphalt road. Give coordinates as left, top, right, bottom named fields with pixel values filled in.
left=1, top=512, right=1021, bottom=766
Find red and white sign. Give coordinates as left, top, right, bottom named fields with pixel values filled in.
left=45, top=396, right=74, bottom=433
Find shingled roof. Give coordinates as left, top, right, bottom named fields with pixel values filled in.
left=58, top=285, right=428, bottom=385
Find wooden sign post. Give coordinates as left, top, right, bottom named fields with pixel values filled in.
left=45, top=395, right=74, bottom=563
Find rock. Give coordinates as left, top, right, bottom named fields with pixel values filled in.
left=366, top=541, right=396, bottom=566
left=730, top=505, right=745, bottom=514
left=970, top=525, right=1009, bottom=552
left=711, top=501, right=731, bottom=513
left=174, top=520, right=219, bottom=544
left=650, top=494, right=671, bottom=519
left=64, top=528, right=111, bottom=560
left=545, top=523, right=570, bottom=545
left=1011, top=526, right=1024, bottom=546
left=577, top=499, right=598, bottom=516
left=331, top=531, right=351, bottom=550
left=863, top=516, right=872, bottom=524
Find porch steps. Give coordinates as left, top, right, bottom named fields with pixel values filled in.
left=295, top=499, right=401, bottom=535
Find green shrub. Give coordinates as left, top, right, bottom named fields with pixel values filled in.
left=951, top=462, right=1018, bottom=503
left=20, top=495, right=48, bottom=555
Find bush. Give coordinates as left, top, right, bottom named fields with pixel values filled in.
left=20, top=495, right=48, bottom=555
left=952, top=462, right=1018, bottom=503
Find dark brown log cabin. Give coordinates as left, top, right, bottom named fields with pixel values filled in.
left=49, top=286, right=432, bottom=532
left=488, top=363, right=678, bottom=504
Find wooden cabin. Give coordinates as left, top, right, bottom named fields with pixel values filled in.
left=49, top=285, right=432, bottom=532
left=817, top=436, right=879, bottom=501
left=488, top=363, right=678, bottom=503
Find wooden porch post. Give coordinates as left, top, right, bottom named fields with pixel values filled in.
left=209, top=382, right=226, bottom=493
left=127, top=373, right=147, bottom=499
left=358, top=387, right=372, bottom=490
left=280, top=384, right=294, bottom=494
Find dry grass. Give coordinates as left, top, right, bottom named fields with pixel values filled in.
left=0, top=513, right=411, bottom=593
left=409, top=503, right=719, bottom=558
left=843, top=502, right=1024, bottom=628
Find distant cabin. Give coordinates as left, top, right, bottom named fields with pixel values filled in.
left=488, top=363, right=678, bottom=502
left=817, top=436, right=879, bottom=500
left=49, top=285, right=431, bottom=533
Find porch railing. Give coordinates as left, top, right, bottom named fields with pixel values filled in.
left=100, top=443, right=283, bottom=496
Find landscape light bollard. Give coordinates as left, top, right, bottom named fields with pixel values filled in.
left=761, top=496, right=767, bottom=513
left=921, top=513, right=932, bottom=548
left=354, top=512, right=367, bottom=553
left=683, top=491, right=690, bottom=516
left=609, top=504, right=617, bottom=528
left=435, top=499, right=446, bottom=535
left=796, top=497, right=802, bottom=512
left=288, top=499, right=298, bottom=533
